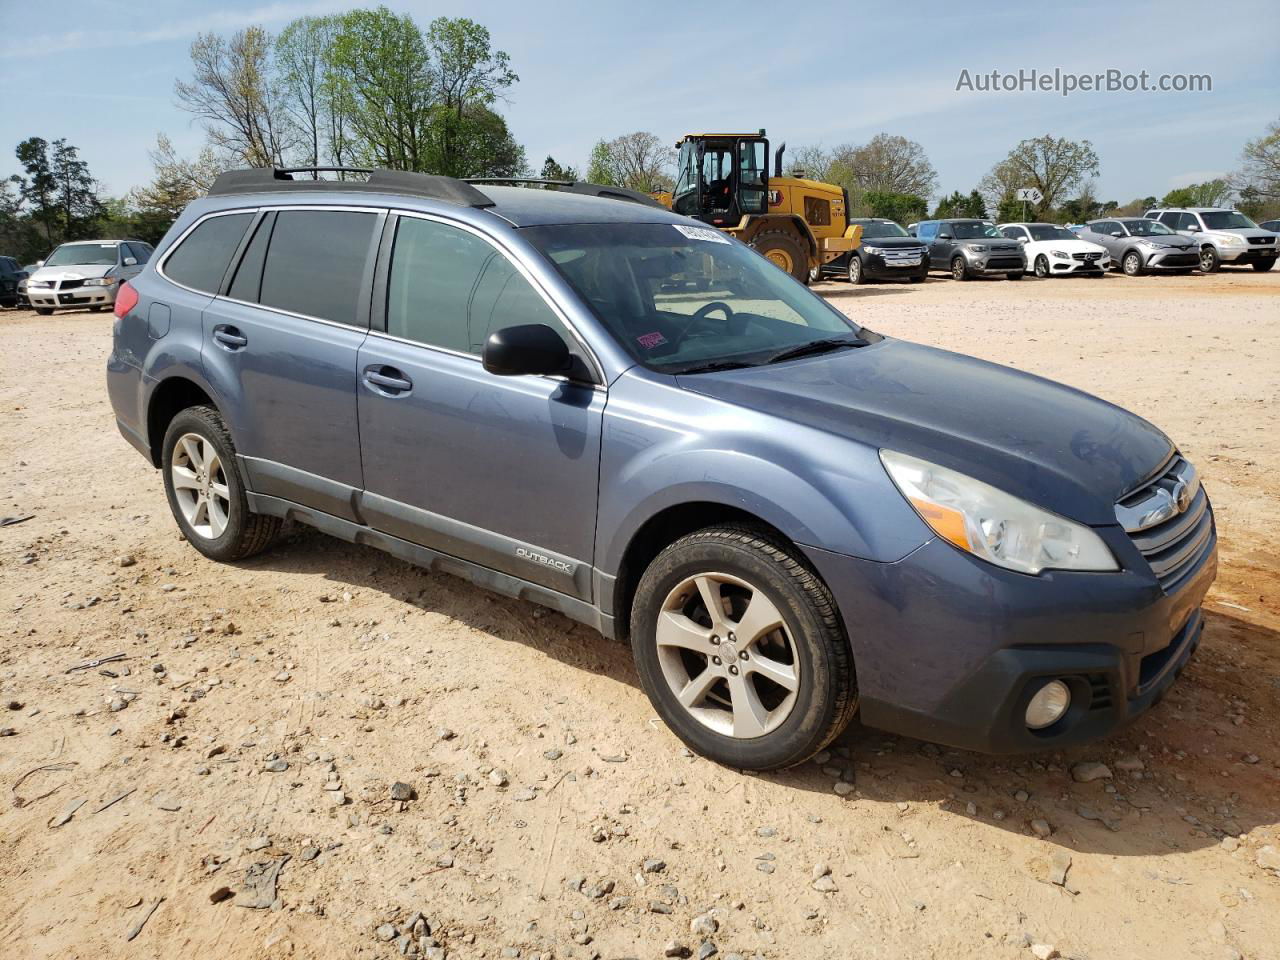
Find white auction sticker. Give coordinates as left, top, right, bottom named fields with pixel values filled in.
left=672, top=224, right=730, bottom=244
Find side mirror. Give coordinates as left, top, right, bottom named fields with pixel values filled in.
left=937, top=231, right=953, bottom=240
left=1016, top=236, right=1029, bottom=243
left=36, top=260, right=44, bottom=267
left=483, top=324, right=572, bottom=378
left=123, top=256, right=138, bottom=266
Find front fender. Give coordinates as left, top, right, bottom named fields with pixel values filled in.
left=595, top=370, right=930, bottom=576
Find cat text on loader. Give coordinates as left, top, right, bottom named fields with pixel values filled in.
left=656, top=130, right=862, bottom=284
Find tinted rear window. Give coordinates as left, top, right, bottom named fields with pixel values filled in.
left=259, top=210, right=377, bottom=325
left=164, top=213, right=253, bottom=293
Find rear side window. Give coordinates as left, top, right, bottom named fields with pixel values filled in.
left=386, top=216, right=568, bottom=355
left=163, top=213, right=253, bottom=293
left=259, top=210, right=377, bottom=325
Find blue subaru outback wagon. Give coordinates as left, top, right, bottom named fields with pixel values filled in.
left=107, top=168, right=1217, bottom=770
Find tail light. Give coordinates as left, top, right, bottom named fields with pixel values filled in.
left=114, top=281, right=139, bottom=318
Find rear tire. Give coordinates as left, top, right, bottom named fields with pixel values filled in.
left=750, top=230, right=810, bottom=285
left=1252, top=259, right=1275, bottom=272
left=1199, top=246, right=1220, bottom=273
left=161, top=405, right=281, bottom=563
left=630, top=524, right=857, bottom=771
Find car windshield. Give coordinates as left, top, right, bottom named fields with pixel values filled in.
left=1200, top=211, right=1257, bottom=230
left=858, top=221, right=910, bottom=239
left=1028, top=224, right=1077, bottom=241
left=43, top=243, right=119, bottom=266
left=523, top=222, right=864, bottom=374
left=1124, top=219, right=1174, bottom=237
left=951, top=221, right=1003, bottom=239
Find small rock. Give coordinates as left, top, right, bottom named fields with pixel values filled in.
left=755, top=861, right=775, bottom=874
left=6, top=701, right=23, bottom=711
left=811, top=862, right=831, bottom=879
left=512, top=787, right=537, bottom=802
left=273, top=671, right=291, bottom=683
left=1242, top=753, right=1260, bottom=764
left=300, top=846, right=320, bottom=862
left=1030, top=945, right=1058, bottom=960
left=376, top=924, right=398, bottom=943
left=833, top=781, right=855, bottom=797
left=115, top=555, right=137, bottom=567
left=755, top=826, right=777, bottom=838
left=488, top=769, right=509, bottom=787
left=1015, top=790, right=1030, bottom=803
left=1071, top=761, right=1112, bottom=783
left=263, top=759, right=288, bottom=773
left=209, top=886, right=234, bottom=904
left=0, top=728, right=16, bottom=737
left=643, top=857, right=667, bottom=874
left=813, top=875, right=838, bottom=893
left=665, top=941, right=690, bottom=958
left=436, top=727, right=455, bottom=741
left=1114, top=756, right=1144, bottom=772
left=1255, top=845, right=1280, bottom=871
left=698, top=942, right=718, bottom=960
left=1030, top=819, right=1052, bottom=838
left=543, top=748, right=563, bottom=760
left=690, top=915, right=718, bottom=937
left=246, top=836, right=271, bottom=852
left=109, top=697, right=127, bottom=712
left=390, top=781, right=415, bottom=802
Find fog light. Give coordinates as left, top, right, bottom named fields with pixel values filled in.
left=1025, top=680, right=1071, bottom=729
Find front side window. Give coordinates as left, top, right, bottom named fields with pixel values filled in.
left=386, top=216, right=569, bottom=356
left=738, top=140, right=767, bottom=214
left=45, top=242, right=121, bottom=267
left=163, top=215, right=253, bottom=293
left=524, top=222, right=863, bottom=374
left=259, top=210, right=377, bottom=325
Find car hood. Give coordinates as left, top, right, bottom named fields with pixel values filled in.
left=677, top=339, right=1174, bottom=525
left=1026, top=238, right=1106, bottom=255
left=1129, top=235, right=1193, bottom=249
left=30, top=264, right=114, bottom=282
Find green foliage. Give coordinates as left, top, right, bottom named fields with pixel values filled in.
left=586, top=132, right=672, bottom=192
left=981, top=135, right=1099, bottom=218
left=931, top=189, right=987, bottom=220
left=863, top=190, right=927, bottom=224
left=540, top=156, right=579, bottom=182
left=1160, top=179, right=1232, bottom=208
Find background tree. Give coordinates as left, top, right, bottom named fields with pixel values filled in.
left=1160, top=178, right=1232, bottom=208
left=1235, top=116, right=1280, bottom=207
left=176, top=27, right=292, bottom=167
left=129, top=134, right=225, bottom=241
left=832, top=134, right=937, bottom=197
left=864, top=190, right=927, bottom=224
left=276, top=15, right=342, bottom=174
left=981, top=135, right=1100, bottom=218
left=540, top=156, right=579, bottom=182
left=15, top=137, right=58, bottom=246
left=586, top=132, right=673, bottom=192
left=50, top=139, right=103, bottom=239
left=931, top=189, right=987, bottom=220
left=426, top=105, right=526, bottom=179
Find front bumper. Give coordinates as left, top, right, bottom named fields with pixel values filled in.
left=1144, top=248, right=1200, bottom=270
left=962, top=250, right=1025, bottom=275
left=1043, top=254, right=1109, bottom=274
left=861, top=249, right=929, bottom=278
left=26, top=283, right=118, bottom=309
left=1216, top=244, right=1277, bottom=264
left=802, top=518, right=1217, bottom=754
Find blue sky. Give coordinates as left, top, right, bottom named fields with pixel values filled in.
left=2, top=0, right=1277, bottom=204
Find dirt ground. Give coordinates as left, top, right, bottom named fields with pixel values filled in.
left=1, top=268, right=1277, bottom=960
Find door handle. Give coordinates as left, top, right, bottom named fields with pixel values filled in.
left=213, top=326, right=247, bottom=349
left=363, top=366, right=413, bottom=394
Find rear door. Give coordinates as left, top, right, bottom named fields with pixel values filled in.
left=355, top=212, right=604, bottom=599
left=195, top=206, right=382, bottom=520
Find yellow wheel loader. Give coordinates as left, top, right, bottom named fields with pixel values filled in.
left=657, top=130, right=862, bottom=284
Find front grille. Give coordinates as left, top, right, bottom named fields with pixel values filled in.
left=60, top=278, right=85, bottom=290
left=1159, top=253, right=1199, bottom=266
left=1117, top=455, right=1214, bottom=591
left=880, top=247, right=926, bottom=262
left=1250, top=236, right=1275, bottom=245
left=1072, top=252, right=1103, bottom=261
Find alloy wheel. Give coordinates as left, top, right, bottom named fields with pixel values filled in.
left=170, top=432, right=231, bottom=539
left=655, top=572, right=800, bottom=739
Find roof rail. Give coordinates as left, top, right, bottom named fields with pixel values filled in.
left=465, top=177, right=666, bottom=209
left=207, top=167, right=495, bottom=209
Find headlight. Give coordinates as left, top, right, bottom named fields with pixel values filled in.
left=1050, top=249, right=1070, bottom=258
left=879, top=450, right=1118, bottom=575
left=1219, top=234, right=1244, bottom=246
left=29, top=280, right=51, bottom=288
left=862, top=245, right=884, bottom=255
left=1137, top=239, right=1157, bottom=249
left=84, top=277, right=118, bottom=287
left=967, top=244, right=988, bottom=253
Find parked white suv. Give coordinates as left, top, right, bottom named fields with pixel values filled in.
left=1143, top=208, right=1277, bottom=273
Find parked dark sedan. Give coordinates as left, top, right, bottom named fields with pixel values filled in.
left=818, top=219, right=929, bottom=284
left=0, top=256, right=28, bottom=308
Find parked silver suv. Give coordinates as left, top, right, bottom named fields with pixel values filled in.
left=24, top=239, right=153, bottom=314
left=1143, top=207, right=1277, bottom=273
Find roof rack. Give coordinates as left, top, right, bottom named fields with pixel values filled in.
left=465, top=177, right=665, bottom=209
left=207, top=167, right=495, bottom=208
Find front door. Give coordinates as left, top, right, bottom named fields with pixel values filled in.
left=356, top=213, right=604, bottom=600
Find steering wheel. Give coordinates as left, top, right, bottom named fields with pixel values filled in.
left=674, top=300, right=738, bottom=343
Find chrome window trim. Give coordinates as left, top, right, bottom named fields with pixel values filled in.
left=386, top=208, right=605, bottom=385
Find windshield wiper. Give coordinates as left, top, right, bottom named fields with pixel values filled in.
left=672, top=359, right=759, bottom=374
left=763, top=336, right=868, bottom=365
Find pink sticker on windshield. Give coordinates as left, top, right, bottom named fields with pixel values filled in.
left=637, top=331, right=667, bottom=349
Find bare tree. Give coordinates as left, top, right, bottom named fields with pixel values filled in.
left=276, top=16, right=339, bottom=174
left=175, top=28, right=292, bottom=167
left=1235, top=116, right=1280, bottom=202
left=586, top=132, right=673, bottom=192
left=828, top=134, right=937, bottom=197
left=981, top=135, right=1100, bottom=218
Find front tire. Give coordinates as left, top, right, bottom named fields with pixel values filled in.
left=1200, top=246, right=1220, bottom=273
left=847, top=255, right=866, bottom=285
left=1122, top=251, right=1143, bottom=276
left=951, top=256, right=970, bottom=281
left=1034, top=255, right=1050, bottom=279
left=161, top=406, right=281, bottom=563
left=630, top=525, right=857, bottom=771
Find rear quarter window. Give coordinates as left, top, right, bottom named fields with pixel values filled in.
left=163, top=213, right=254, bottom=294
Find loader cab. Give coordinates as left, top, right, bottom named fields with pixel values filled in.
left=672, top=132, right=771, bottom=226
